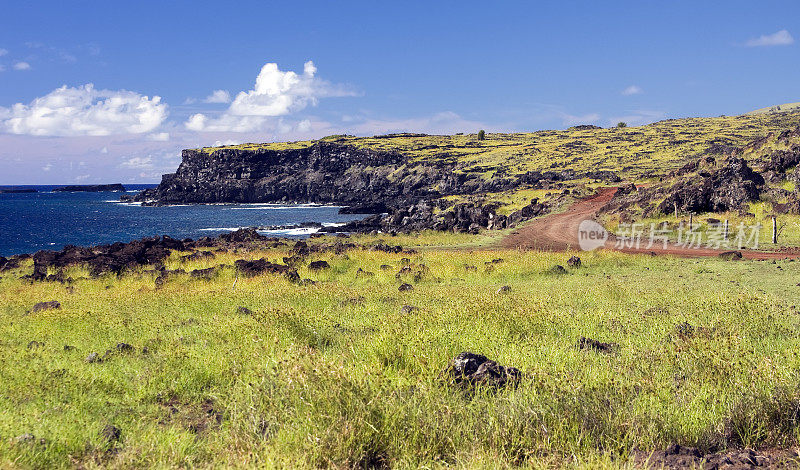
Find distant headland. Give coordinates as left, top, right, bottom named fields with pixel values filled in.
left=53, top=184, right=126, bottom=192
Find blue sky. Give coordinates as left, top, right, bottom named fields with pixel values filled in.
left=0, top=0, right=798, bottom=184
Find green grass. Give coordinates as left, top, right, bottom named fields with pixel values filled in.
left=3, top=238, right=800, bottom=468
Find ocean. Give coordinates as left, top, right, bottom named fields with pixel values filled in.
left=0, top=185, right=364, bottom=256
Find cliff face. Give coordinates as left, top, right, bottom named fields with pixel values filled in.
left=137, top=142, right=466, bottom=206
left=134, top=141, right=559, bottom=208
left=132, top=140, right=606, bottom=232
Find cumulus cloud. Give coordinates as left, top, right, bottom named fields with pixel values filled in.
left=203, top=90, right=231, bottom=103
left=621, top=85, right=643, bottom=96
left=746, top=29, right=794, bottom=47
left=186, top=60, right=356, bottom=132
left=13, top=61, right=31, bottom=71
left=0, top=84, right=168, bottom=136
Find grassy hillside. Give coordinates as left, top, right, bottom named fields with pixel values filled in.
left=3, top=233, right=800, bottom=468
left=198, top=112, right=800, bottom=182
left=600, top=124, right=800, bottom=249
left=747, top=102, right=800, bottom=116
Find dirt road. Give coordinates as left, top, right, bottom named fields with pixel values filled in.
left=500, top=187, right=800, bottom=259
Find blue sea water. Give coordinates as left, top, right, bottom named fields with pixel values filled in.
left=0, top=185, right=364, bottom=256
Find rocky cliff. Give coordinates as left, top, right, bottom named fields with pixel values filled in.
left=132, top=140, right=600, bottom=232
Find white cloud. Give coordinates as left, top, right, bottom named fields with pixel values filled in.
left=13, top=62, right=31, bottom=71
left=213, top=139, right=241, bottom=147
left=100, top=146, right=108, bottom=154
left=203, top=90, right=231, bottom=103
left=147, top=132, right=170, bottom=141
left=0, top=84, right=168, bottom=136
left=746, top=29, right=794, bottom=47
left=42, top=163, right=52, bottom=171
left=0, top=48, right=8, bottom=56
left=297, top=119, right=312, bottom=132
left=186, top=60, right=356, bottom=132
left=560, top=112, right=601, bottom=126
left=621, top=85, right=643, bottom=96
left=120, top=156, right=154, bottom=169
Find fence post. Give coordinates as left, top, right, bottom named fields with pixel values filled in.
left=772, top=216, right=777, bottom=244
left=723, top=219, right=728, bottom=239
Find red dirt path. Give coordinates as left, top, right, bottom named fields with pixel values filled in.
left=500, top=187, right=800, bottom=259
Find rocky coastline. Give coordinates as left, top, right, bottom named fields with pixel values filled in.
left=129, top=140, right=618, bottom=233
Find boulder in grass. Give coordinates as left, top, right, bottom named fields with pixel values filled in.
left=308, top=260, right=330, bottom=271
left=548, top=265, right=567, bottom=275
left=441, top=352, right=521, bottom=389
left=719, top=251, right=743, bottom=261
left=32, top=301, right=60, bottom=312
left=237, top=306, right=253, bottom=315
left=101, top=424, right=121, bottom=443
left=567, top=256, right=582, bottom=268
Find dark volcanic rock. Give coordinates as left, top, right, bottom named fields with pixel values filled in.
left=658, top=158, right=764, bottom=214
left=549, top=265, right=567, bottom=275
left=636, top=444, right=799, bottom=469
left=338, top=202, right=389, bottom=214
left=234, top=258, right=298, bottom=281
left=181, top=250, right=215, bottom=262
left=577, top=336, right=618, bottom=354
left=441, top=352, right=522, bottom=388
left=308, top=260, right=330, bottom=271
left=719, top=250, right=743, bottom=261
left=218, top=228, right=267, bottom=244
left=31, top=301, right=60, bottom=312
left=190, top=267, right=216, bottom=279
left=29, top=236, right=185, bottom=278
left=135, top=141, right=562, bottom=233
left=237, top=306, right=253, bottom=315
left=53, top=184, right=125, bottom=192
left=100, top=424, right=122, bottom=443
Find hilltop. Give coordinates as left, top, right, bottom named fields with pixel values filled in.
left=747, top=102, right=800, bottom=115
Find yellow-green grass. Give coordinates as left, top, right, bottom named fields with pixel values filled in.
left=3, top=240, right=800, bottom=468
left=747, top=102, right=800, bottom=116
left=441, top=186, right=588, bottom=217
left=603, top=199, right=800, bottom=250
left=197, top=113, right=800, bottom=182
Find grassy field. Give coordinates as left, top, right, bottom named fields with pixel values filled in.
left=3, top=232, right=800, bottom=468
